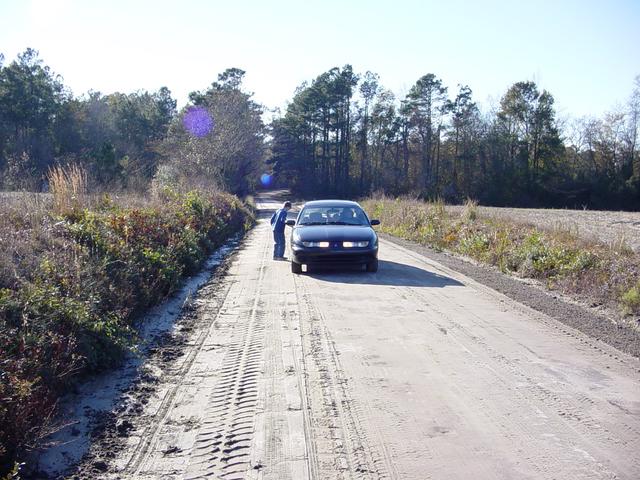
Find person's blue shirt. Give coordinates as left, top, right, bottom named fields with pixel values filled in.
left=270, top=208, right=288, bottom=232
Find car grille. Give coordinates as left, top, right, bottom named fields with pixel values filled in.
left=298, top=254, right=373, bottom=264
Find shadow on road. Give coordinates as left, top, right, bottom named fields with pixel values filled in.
left=307, top=260, right=464, bottom=288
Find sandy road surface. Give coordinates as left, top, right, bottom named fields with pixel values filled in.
left=103, top=194, right=640, bottom=480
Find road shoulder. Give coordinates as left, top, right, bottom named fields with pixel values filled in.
left=380, top=232, right=640, bottom=359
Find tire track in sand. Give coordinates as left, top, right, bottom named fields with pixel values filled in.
left=183, top=236, right=270, bottom=480
left=293, top=272, right=398, bottom=480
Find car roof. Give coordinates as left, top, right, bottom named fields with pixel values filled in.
left=303, top=199, right=361, bottom=208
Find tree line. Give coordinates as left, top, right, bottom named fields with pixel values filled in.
left=270, top=66, right=640, bottom=209
left=0, top=49, right=264, bottom=195
left=2, top=49, right=638, bottom=209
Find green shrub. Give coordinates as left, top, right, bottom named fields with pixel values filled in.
left=458, top=231, right=491, bottom=260
left=621, top=283, right=640, bottom=314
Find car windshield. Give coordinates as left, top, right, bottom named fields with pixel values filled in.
left=298, top=206, right=370, bottom=226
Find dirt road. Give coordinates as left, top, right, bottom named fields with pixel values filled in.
left=95, top=195, right=640, bottom=480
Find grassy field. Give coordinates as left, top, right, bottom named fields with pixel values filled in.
left=362, top=197, right=640, bottom=321
left=0, top=173, right=254, bottom=474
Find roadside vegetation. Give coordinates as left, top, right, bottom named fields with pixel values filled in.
left=0, top=173, right=253, bottom=471
left=0, top=49, right=266, bottom=476
left=362, top=197, right=640, bottom=319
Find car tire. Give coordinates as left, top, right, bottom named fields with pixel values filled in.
left=366, top=259, right=378, bottom=273
left=291, top=261, right=302, bottom=274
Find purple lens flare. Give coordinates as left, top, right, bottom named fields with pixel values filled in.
left=183, top=106, right=214, bottom=137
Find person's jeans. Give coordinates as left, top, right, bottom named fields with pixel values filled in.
left=273, top=229, right=286, bottom=258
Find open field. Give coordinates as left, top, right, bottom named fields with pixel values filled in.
left=0, top=191, right=50, bottom=201
left=446, top=205, right=640, bottom=252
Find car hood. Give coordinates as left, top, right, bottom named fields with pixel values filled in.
left=293, top=225, right=376, bottom=242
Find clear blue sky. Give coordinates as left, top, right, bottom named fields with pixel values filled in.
left=1, top=0, right=639, bottom=118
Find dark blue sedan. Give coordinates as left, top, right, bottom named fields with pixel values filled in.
left=286, top=200, right=380, bottom=274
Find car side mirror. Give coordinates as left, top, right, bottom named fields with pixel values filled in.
left=370, top=219, right=380, bottom=226
left=286, top=220, right=296, bottom=226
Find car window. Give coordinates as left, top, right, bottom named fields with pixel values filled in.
left=298, top=206, right=369, bottom=226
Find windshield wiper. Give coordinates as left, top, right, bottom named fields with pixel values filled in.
left=326, top=221, right=348, bottom=225
left=300, top=222, right=325, bottom=226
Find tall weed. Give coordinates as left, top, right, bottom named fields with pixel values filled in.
left=47, top=164, right=88, bottom=215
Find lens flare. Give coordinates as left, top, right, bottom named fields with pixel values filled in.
left=183, top=106, right=214, bottom=137
left=260, top=173, right=273, bottom=187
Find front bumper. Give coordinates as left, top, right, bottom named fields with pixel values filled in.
left=291, top=244, right=378, bottom=265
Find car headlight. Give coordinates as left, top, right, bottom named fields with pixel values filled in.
left=303, top=241, right=330, bottom=247
left=343, top=241, right=369, bottom=248
left=292, top=231, right=301, bottom=243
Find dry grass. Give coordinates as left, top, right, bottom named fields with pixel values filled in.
left=462, top=198, right=478, bottom=222
left=47, top=164, right=88, bottom=214
left=0, top=195, right=55, bottom=291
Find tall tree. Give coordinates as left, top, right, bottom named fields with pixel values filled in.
left=358, top=71, right=379, bottom=192
left=628, top=76, right=640, bottom=181
left=269, top=65, right=357, bottom=196
left=0, top=48, right=67, bottom=177
left=498, top=81, right=562, bottom=193
left=162, top=69, right=264, bottom=195
left=447, top=85, right=478, bottom=194
left=368, top=89, right=397, bottom=191
left=406, top=74, right=448, bottom=193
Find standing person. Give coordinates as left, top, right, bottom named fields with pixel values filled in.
left=270, top=201, right=292, bottom=260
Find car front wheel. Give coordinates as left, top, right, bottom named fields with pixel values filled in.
left=366, top=259, right=378, bottom=273
left=291, top=261, right=302, bottom=274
